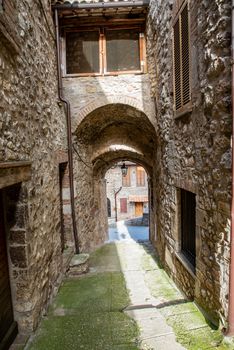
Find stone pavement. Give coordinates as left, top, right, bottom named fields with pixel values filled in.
left=108, top=221, right=149, bottom=242
left=118, top=241, right=184, bottom=350
left=25, top=227, right=234, bottom=350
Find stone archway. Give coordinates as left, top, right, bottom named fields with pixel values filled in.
left=72, top=103, right=158, bottom=252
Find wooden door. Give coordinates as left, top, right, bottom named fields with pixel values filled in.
left=0, top=192, right=17, bottom=349
left=135, top=202, right=143, bottom=217
left=120, top=198, right=127, bottom=213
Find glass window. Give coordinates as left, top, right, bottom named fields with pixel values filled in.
left=106, top=29, right=140, bottom=72
left=66, top=31, right=100, bottom=74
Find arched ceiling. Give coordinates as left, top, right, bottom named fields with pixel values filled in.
left=74, top=103, right=157, bottom=177
left=92, top=149, right=153, bottom=178
left=74, top=103, right=157, bottom=147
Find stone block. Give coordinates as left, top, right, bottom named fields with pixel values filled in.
left=9, top=245, right=27, bottom=268
left=67, top=253, right=89, bottom=276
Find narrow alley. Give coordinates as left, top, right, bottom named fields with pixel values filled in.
left=0, top=0, right=233, bottom=348
left=24, top=224, right=232, bottom=350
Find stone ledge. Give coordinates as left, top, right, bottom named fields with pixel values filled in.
left=175, top=252, right=196, bottom=280
left=67, top=253, right=89, bottom=276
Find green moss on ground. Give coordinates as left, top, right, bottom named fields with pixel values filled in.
left=27, top=256, right=139, bottom=350
left=140, top=244, right=234, bottom=350
left=89, top=243, right=122, bottom=272
left=28, top=312, right=139, bottom=350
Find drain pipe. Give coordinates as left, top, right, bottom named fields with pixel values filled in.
left=55, top=9, right=79, bottom=254
left=114, top=187, right=122, bottom=222
left=226, top=1, right=234, bottom=336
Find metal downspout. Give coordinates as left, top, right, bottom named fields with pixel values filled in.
left=54, top=9, right=79, bottom=254
left=114, top=187, right=122, bottom=222
left=226, top=1, right=234, bottom=336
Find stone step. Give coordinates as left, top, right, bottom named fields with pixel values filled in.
left=67, top=253, right=89, bottom=276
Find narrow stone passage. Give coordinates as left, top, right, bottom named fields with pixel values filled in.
left=26, top=229, right=233, bottom=350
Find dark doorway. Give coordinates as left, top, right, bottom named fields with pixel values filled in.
left=181, top=189, right=196, bottom=268
left=0, top=191, right=18, bottom=349
left=107, top=198, right=111, bottom=218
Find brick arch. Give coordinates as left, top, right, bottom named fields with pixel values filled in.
left=72, top=95, right=154, bottom=133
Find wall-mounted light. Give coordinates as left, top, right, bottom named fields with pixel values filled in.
left=121, top=162, right=128, bottom=177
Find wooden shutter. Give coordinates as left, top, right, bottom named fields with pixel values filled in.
left=181, top=3, right=190, bottom=106
left=136, top=166, right=145, bottom=187
left=173, top=1, right=191, bottom=116
left=122, top=169, right=131, bottom=187
left=120, top=198, right=127, bottom=213
left=173, top=19, right=182, bottom=111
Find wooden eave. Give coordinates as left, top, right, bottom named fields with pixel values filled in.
left=52, top=0, right=149, bottom=19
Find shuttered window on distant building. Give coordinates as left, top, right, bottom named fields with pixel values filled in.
left=136, top=166, right=145, bottom=187
left=122, top=168, right=131, bottom=187
left=173, top=1, right=192, bottom=117
left=120, top=198, right=127, bottom=213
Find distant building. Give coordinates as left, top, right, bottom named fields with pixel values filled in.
left=105, top=162, right=148, bottom=221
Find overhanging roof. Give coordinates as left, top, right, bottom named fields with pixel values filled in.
left=52, top=0, right=150, bottom=8
left=52, top=0, right=150, bottom=15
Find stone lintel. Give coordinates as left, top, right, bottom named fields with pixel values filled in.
left=55, top=150, right=68, bottom=164
left=0, top=161, right=31, bottom=189
left=172, top=177, right=198, bottom=194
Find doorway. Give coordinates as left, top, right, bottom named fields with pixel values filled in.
left=0, top=191, right=18, bottom=349
left=135, top=202, right=143, bottom=217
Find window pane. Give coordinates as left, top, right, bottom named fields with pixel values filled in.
left=66, top=31, right=99, bottom=74
left=106, top=29, right=140, bottom=72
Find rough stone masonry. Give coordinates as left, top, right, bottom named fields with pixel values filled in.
left=0, top=0, right=232, bottom=339
left=147, top=0, right=232, bottom=325
left=0, top=0, right=71, bottom=333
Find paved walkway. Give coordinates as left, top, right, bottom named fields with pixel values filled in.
left=108, top=221, right=149, bottom=242
left=25, top=224, right=234, bottom=349
left=118, top=241, right=184, bottom=349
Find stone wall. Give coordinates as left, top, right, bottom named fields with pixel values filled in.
left=63, top=74, right=156, bottom=132
left=0, top=0, right=71, bottom=333
left=147, top=0, right=231, bottom=325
